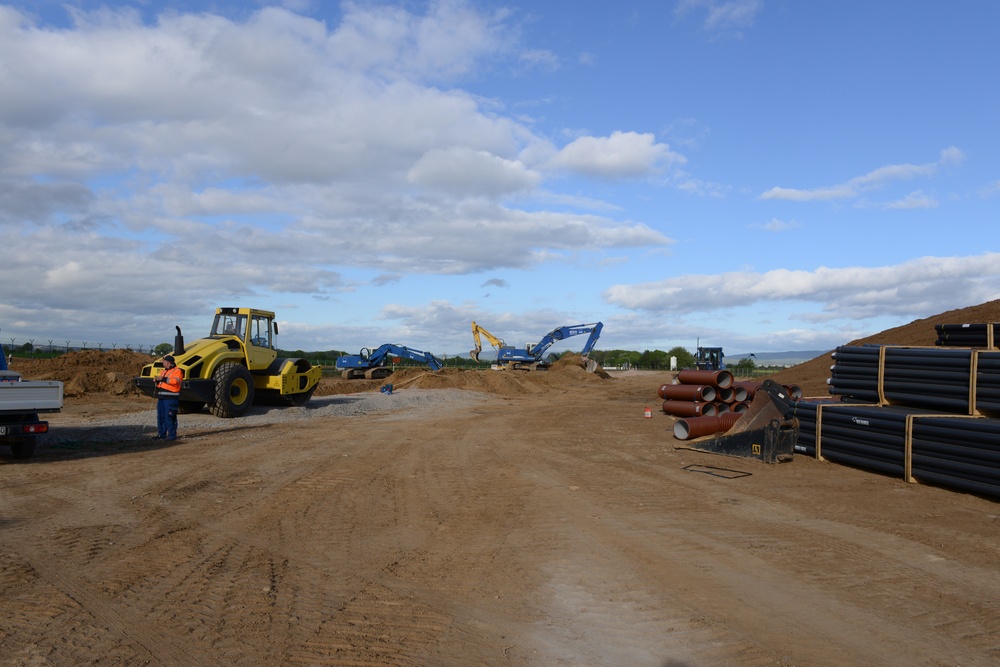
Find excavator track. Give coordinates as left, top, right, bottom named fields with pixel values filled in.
left=364, top=367, right=394, bottom=380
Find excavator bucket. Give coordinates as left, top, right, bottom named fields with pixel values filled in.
left=470, top=349, right=480, bottom=362
left=677, top=379, right=799, bottom=464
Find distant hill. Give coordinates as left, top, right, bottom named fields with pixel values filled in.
left=771, top=298, right=1000, bottom=397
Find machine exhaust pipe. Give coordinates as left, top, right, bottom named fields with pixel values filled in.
left=174, top=326, right=185, bottom=355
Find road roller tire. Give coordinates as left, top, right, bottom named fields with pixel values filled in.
left=210, top=362, right=255, bottom=418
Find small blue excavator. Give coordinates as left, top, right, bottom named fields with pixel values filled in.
left=336, top=344, right=444, bottom=379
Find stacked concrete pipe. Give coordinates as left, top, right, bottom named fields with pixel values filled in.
left=659, top=369, right=734, bottom=417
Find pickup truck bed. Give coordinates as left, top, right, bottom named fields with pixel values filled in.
left=0, top=376, right=64, bottom=413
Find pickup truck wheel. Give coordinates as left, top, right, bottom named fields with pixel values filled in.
left=9, top=437, right=35, bottom=460
left=210, top=363, right=255, bottom=418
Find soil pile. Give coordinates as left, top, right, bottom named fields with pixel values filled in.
left=9, top=349, right=154, bottom=397
left=12, top=350, right=608, bottom=400
left=317, top=353, right=609, bottom=399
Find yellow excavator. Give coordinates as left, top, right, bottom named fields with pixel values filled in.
left=470, top=321, right=505, bottom=363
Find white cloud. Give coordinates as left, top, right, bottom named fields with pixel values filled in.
left=603, top=253, right=1000, bottom=320
left=978, top=180, right=1000, bottom=198
left=548, top=131, right=685, bottom=179
left=407, top=147, right=540, bottom=197
left=0, top=2, right=676, bottom=342
left=882, top=190, right=938, bottom=210
left=519, top=48, right=560, bottom=71
left=327, top=0, right=511, bottom=82
left=760, top=147, right=961, bottom=202
left=703, top=0, right=763, bottom=31
left=674, top=0, right=764, bottom=33
left=751, top=218, right=800, bottom=232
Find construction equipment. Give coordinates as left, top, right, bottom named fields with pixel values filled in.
left=336, top=344, right=444, bottom=379
left=470, top=321, right=604, bottom=371
left=469, top=321, right=506, bottom=363
left=134, top=307, right=322, bottom=418
left=695, top=346, right=726, bottom=371
left=0, top=341, right=63, bottom=459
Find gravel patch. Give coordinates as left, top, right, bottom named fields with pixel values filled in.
left=45, top=388, right=490, bottom=445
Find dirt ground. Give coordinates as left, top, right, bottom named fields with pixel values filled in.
left=1, top=348, right=998, bottom=667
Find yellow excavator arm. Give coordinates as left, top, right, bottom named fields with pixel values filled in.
left=470, top=321, right=505, bottom=362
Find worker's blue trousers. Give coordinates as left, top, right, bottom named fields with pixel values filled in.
left=157, top=395, right=179, bottom=440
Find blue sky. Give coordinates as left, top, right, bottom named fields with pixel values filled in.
left=2, top=0, right=998, bottom=357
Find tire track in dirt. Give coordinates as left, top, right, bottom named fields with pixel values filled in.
left=274, top=412, right=536, bottom=665
left=5, top=541, right=213, bottom=666
left=542, top=434, right=1000, bottom=662
left=500, top=459, right=778, bottom=666
left=376, top=399, right=776, bottom=666
left=113, top=419, right=493, bottom=665
left=514, top=408, right=1000, bottom=666
left=126, top=443, right=423, bottom=664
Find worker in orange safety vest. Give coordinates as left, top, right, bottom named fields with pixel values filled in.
left=154, top=355, right=184, bottom=440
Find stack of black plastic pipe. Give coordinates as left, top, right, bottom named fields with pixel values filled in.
left=797, top=404, right=933, bottom=477
left=976, top=351, right=1000, bottom=416
left=788, top=398, right=840, bottom=457
left=827, top=346, right=974, bottom=413
left=910, top=416, right=1000, bottom=498
left=793, top=339, right=1000, bottom=498
left=935, top=323, right=999, bottom=348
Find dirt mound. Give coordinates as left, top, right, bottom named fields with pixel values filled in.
left=315, top=355, right=609, bottom=399
left=13, top=351, right=607, bottom=400
left=771, top=298, right=1000, bottom=397
left=10, top=349, right=154, bottom=397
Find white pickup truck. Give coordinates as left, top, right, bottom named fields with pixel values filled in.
left=1, top=344, right=64, bottom=459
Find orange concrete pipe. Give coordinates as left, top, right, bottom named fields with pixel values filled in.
left=716, top=386, right=735, bottom=403
left=784, top=384, right=804, bottom=400
left=661, top=400, right=718, bottom=418
left=676, top=369, right=734, bottom=388
left=734, top=380, right=761, bottom=399
left=673, top=412, right=743, bottom=440
left=657, top=383, right=717, bottom=402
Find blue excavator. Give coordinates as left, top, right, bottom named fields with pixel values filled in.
left=470, top=321, right=604, bottom=371
left=336, top=344, right=444, bottom=379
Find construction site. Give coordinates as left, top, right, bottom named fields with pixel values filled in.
left=1, top=300, right=999, bottom=666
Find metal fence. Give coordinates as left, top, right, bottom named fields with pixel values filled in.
left=2, top=335, right=162, bottom=358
